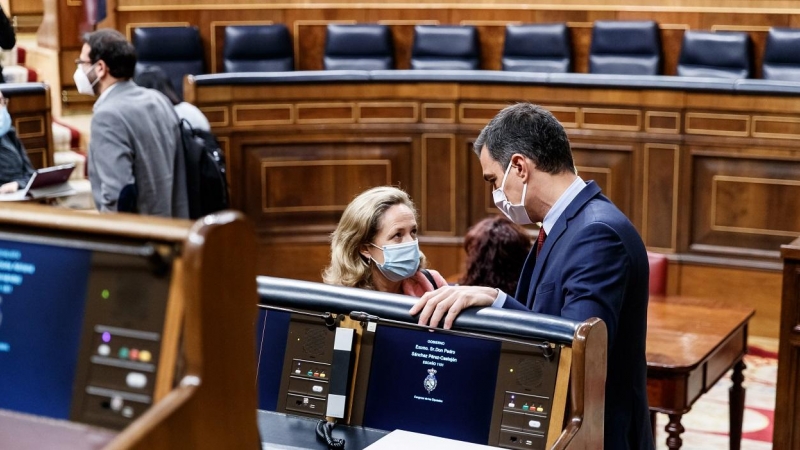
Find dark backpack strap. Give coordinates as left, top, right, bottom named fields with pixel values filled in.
left=421, top=269, right=438, bottom=289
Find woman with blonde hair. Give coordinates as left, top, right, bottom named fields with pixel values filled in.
left=323, top=186, right=447, bottom=296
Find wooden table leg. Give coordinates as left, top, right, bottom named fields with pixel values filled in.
left=666, top=414, right=684, bottom=449
left=729, top=359, right=746, bottom=450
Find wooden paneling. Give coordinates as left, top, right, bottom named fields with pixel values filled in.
left=242, top=137, right=414, bottom=234
left=671, top=263, right=781, bottom=338
left=258, top=240, right=330, bottom=282
left=643, top=144, right=679, bottom=251
left=4, top=0, right=42, bottom=15
left=645, top=111, right=681, bottom=134
left=3, top=86, right=54, bottom=169
left=582, top=108, right=641, bottom=132
left=296, top=103, right=356, bottom=123
left=467, top=136, right=497, bottom=228
left=547, top=106, right=580, bottom=128
left=201, top=106, right=230, bottom=127
left=4, top=0, right=43, bottom=32
left=185, top=81, right=800, bottom=265
left=752, top=115, right=800, bottom=140
left=686, top=113, right=750, bottom=137
left=186, top=78, right=800, bottom=341
left=692, top=154, right=800, bottom=256
left=572, top=142, right=635, bottom=220
left=359, top=102, right=418, bottom=123
left=421, top=134, right=456, bottom=235
left=460, top=103, right=506, bottom=124
left=420, top=242, right=466, bottom=282
left=422, top=103, right=455, bottom=123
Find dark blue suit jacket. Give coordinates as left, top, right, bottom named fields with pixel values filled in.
left=503, top=181, right=654, bottom=450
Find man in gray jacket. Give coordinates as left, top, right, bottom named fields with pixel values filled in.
left=76, top=29, right=188, bottom=218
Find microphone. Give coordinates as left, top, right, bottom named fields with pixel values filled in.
left=349, top=311, right=380, bottom=322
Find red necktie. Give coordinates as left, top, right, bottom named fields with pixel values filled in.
left=536, top=227, right=547, bottom=257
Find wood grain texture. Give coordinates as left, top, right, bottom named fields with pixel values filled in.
left=646, top=296, right=752, bottom=415
left=671, top=263, right=781, bottom=338
left=2, top=85, right=54, bottom=168
left=190, top=80, right=800, bottom=261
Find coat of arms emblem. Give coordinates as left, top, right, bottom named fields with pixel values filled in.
left=423, top=368, right=438, bottom=393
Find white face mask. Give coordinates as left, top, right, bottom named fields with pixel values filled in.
left=73, top=63, right=99, bottom=96
left=492, top=162, right=533, bottom=225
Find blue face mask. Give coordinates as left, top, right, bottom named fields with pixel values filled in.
left=0, top=107, right=11, bottom=137
left=370, top=240, right=421, bottom=282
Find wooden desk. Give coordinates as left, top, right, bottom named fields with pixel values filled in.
left=646, top=296, right=754, bottom=450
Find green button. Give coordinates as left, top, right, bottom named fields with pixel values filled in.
left=119, top=347, right=129, bottom=359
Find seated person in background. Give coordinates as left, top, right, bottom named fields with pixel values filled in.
left=459, top=215, right=532, bottom=295
left=133, top=66, right=211, bottom=132
left=0, top=92, right=34, bottom=193
left=322, top=186, right=447, bottom=296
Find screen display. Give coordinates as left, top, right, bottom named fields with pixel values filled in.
left=0, top=239, right=91, bottom=419
left=362, top=325, right=501, bottom=444
left=256, top=309, right=291, bottom=411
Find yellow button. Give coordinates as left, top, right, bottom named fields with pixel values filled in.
left=139, top=350, right=152, bottom=362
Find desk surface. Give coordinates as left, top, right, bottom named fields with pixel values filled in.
left=258, top=410, right=388, bottom=450
left=646, top=296, right=754, bottom=372
left=0, top=409, right=117, bottom=450
left=646, top=295, right=754, bottom=419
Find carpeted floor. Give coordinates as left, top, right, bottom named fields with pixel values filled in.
left=653, top=349, right=777, bottom=450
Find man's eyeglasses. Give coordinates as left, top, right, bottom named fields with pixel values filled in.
left=75, top=59, right=93, bottom=66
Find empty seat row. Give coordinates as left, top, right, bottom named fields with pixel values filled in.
left=323, top=22, right=760, bottom=79
left=317, top=24, right=483, bottom=71
left=131, top=23, right=800, bottom=100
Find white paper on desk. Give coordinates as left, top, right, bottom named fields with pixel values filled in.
left=365, top=430, right=496, bottom=450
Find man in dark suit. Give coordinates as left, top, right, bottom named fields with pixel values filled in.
left=410, top=103, right=654, bottom=449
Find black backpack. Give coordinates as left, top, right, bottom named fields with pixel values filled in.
left=179, top=119, right=229, bottom=219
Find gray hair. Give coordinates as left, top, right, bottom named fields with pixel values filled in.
left=473, top=103, right=575, bottom=174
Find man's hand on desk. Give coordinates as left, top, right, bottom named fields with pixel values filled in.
left=409, top=285, right=498, bottom=329
left=0, top=181, right=19, bottom=193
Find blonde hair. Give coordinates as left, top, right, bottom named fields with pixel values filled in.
left=322, top=186, right=427, bottom=289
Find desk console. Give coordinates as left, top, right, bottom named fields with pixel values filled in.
left=257, top=276, right=606, bottom=449
left=0, top=204, right=260, bottom=450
